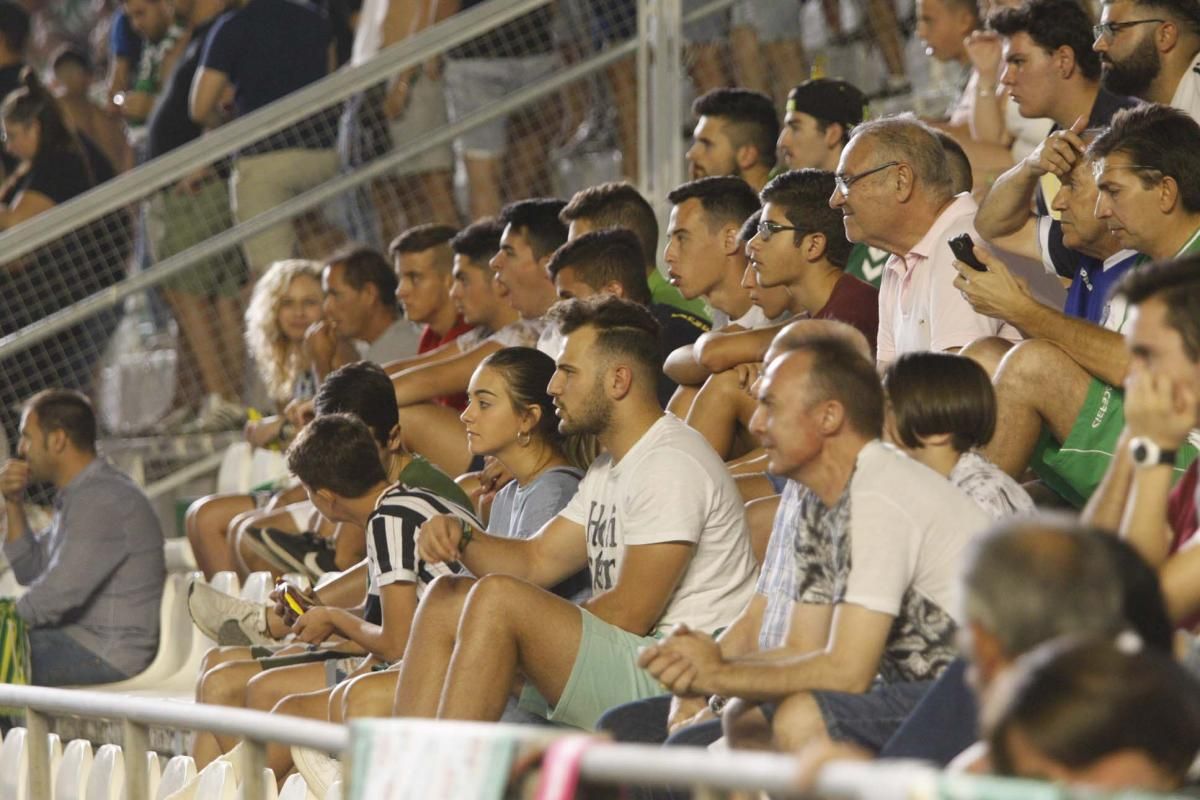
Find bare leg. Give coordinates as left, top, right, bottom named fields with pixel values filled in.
left=959, top=336, right=1015, bottom=380
left=214, top=295, right=246, bottom=398
left=864, top=0, right=908, bottom=81
left=164, top=290, right=237, bottom=401
left=722, top=698, right=774, bottom=750
left=687, top=369, right=760, bottom=460
left=735, top=472, right=776, bottom=503
left=770, top=691, right=832, bottom=752
left=397, top=402, right=473, bottom=476
left=437, top=575, right=583, bottom=721
left=983, top=340, right=1094, bottom=477
left=187, top=494, right=255, bottom=578
left=195, top=658, right=265, bottom=766
left=729, top=27, right=768, bottom=95
left=330, top=670, right=401, bottom=723
left=505, top=105, right=556, bottom=202
left=394, top=575, right=477, bottom=717
left=687, top=44, right=729, bottom=94
left=607, top=58, right=639, bottom=181
left=464, top=156, right=503, bottom=220
left=762, top=40, right=808, bottom=107
left=265, top=687, right=333, bottom=778
left=420, top=170, right=461, bottom=226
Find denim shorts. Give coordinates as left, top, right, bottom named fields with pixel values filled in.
left=763, top=680, right=935, bottom=752
left=443, top=54, right=560, bottom=157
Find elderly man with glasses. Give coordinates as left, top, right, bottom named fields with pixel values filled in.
left=1092, top=0, right=1200, bottom=121
left=829, top=115, right=1020, bottom=367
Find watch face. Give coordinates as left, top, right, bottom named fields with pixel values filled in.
left=1133, top=442, right=1150, bottom=463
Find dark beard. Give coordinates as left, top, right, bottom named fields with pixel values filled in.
left=1101, top=34, right=1162, bottom=97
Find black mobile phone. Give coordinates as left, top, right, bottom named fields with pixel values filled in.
left=948, top=233, right=988, bottom=271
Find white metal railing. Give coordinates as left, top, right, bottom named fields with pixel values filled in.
left=0, top=685, right=1190, bottom=799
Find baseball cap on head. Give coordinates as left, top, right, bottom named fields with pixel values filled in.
left=786, top=79, right=868, bottom=129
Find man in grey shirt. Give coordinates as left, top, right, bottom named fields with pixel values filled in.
left=0, top=390, right=164, bottom=685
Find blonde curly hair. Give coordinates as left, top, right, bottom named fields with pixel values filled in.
left=244, top=259, right=323, bottom=406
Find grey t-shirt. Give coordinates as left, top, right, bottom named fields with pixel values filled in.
left=361, top=318, right=421, bottom=365
left=4, top=458, right=165, bottom=677
left=488, top=466, right=589, bottom=600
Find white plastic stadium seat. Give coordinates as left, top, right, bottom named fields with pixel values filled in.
left=164, top=538, right=198, bottom=573
left=54, top=739, right=93, bottom=800
left=154, top=755, right=195, bottom=800
left=192, top=760, right=237, bottom=800
left=239, top=571, right=273, bottom=605
left=145, top=752, right=161, bottom=800
left=236, top=768, right=278, bottom=800
left=324, top=781, right=342, bottom=800
left=47, top=734, right=63, bottom=797
left=94, top=573, right=193, bottom=692
left=277, top=774, right=314, bottom=800
left=210, top=571, right=240, bottom=596
left=83, top=744, right=124, bottom=800
left=0, top=726, right=29, bottom=800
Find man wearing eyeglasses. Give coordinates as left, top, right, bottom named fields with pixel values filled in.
left=830, top=115, right=1020, bottom=367
left=977, top=104, right=1200, bottom=508
left=1093, top=0, right=1200, bottom=121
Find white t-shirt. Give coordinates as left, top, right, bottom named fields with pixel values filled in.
left=537, top=324, right=566, bottom=360
left=360, top=318, right=422, bottom=364
left=949, top=450, right=1035, bottom=522
left=1171, top=52, right=1200, bottom=124
left=560, top=414, right=758, bottom=636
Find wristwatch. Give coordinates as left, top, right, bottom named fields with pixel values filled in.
left=708, top=694, right=727, bottom=717
left=1130, top=436, right=1177, bottom=467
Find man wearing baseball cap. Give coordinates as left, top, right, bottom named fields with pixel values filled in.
left=778, top=79, right=886, bottom=287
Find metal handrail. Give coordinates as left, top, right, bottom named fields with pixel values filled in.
left=0, top=0, right=552, bottom=262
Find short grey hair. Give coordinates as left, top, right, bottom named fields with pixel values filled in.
left=850, top=113, right=955, bottom=202
left=962, top=517, right=1126, bottom=658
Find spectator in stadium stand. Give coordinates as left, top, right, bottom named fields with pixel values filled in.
left=388, top=224, right=475, bottom=410
left=394, top=296, right=757, bottom=731
left=190, top=0, right=340, bottom=277
left=1094, top=0, right=1200, bottom=122
left=546, top=229, right=709, bottom=407
left=683, top=170, right=878, bottom=462
left=389, top=200, right=567, bottom=476
left=686, top=88, right=779, bottom=193
left=1084, top=256, right=1200, bottom=628
left=114, top=0, right=184, bottom=127
left=0, top=69, right=125, bottom=440
left=882, top=352, right=1034, bottom=520
left=830, top=115, right=1020, bottom=366
left=144, top=0, right=251, bottom=427
left=663, top=177, right=764, bottom=331
left=105, top=9, right=141, bottom=113
left=305, top=246, right=421, bottom=381
left=638, top=331, right=987, bottom=755
left=184, top=259, right=325, bottom=578
left=0, top=391, right=164, bottom=686
left=0, top=0, right=28, bottom=179
left=51, top=47, right=131, bottom=174
left=985, top=638, right=1200, bottom=791
left=559, top=181, right=712, bottom=324
left=915, top=0, right=981, bottom=128
left=404, top=1, right=559, bottom=219
left=976, top=105, right=1200, bottom=507
left=777, top=80, right=888, bottom=289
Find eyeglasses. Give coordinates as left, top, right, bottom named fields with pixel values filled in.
left=756, top=219, right=801, bottom=242
left=834, top=161, right=901, bottom=196
left=1092, top=19, right=1165, bottom=42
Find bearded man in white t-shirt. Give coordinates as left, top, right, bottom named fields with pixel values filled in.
left=640, top=330, right=990, bottom=754
left=393, top=295, right=759, bottom=731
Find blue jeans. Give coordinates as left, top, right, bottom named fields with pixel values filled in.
left=762, top=680, right=936, bottom=752
left=879, top=659, right=978, bottom=764
left=29, top=629, right=130, bottom=687
left=596, top=695, right=723, bottom=800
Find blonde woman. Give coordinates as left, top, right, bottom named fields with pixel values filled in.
left=186, top=260, right=324, bottom=577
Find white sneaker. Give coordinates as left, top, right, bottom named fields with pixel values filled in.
left=186, top=576, right=272, bottom=646
left=291, top=747, right=342, bottom=798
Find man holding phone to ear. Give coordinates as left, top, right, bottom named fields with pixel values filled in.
left=830, top=115, right=1020, bottom=367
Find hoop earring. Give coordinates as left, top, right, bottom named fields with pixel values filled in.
left=517, top=430, right=531, bottom=447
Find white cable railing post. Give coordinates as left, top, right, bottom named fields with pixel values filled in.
left=25, top=707, right=52, bottom=798
left=123, top=718, right=150, bottom=800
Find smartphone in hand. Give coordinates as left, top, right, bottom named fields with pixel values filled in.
left=949, top=233, right=988, bottom=271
